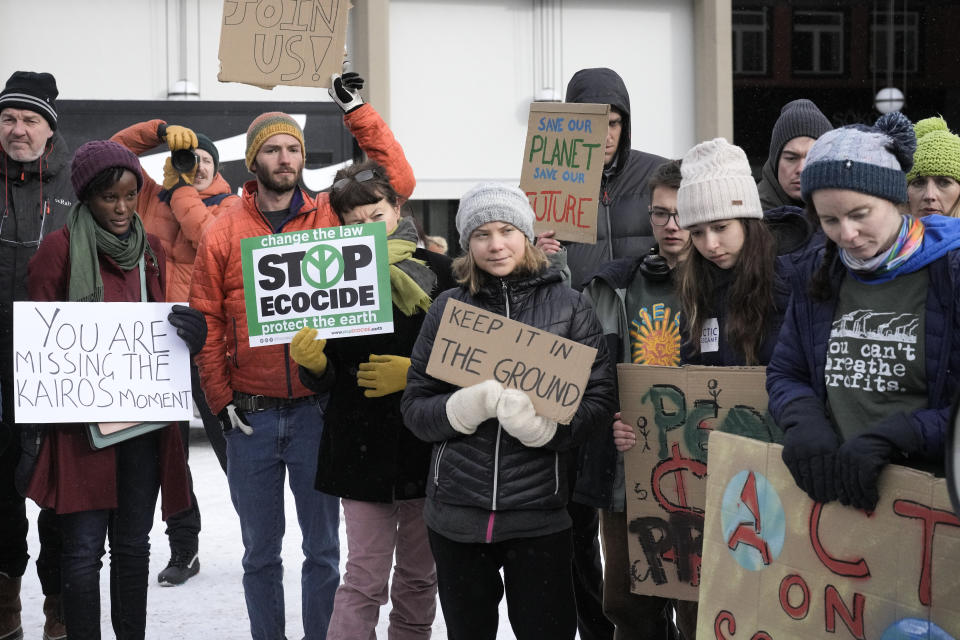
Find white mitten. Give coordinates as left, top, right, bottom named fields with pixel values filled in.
left=445, top=380, right=504, bottom=435
left=497, top=389, right=558, bottom=448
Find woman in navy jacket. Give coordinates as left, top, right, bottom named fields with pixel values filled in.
left=767, top=112, right=960, bottom=510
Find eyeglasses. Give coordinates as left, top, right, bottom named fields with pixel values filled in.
left=332, top=169, right=377, bottom=193
left=0, top=203, right=49, bottom=248
left=648, top=206, right=680, bottom=227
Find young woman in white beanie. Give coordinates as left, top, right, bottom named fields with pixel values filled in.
left=675, top=137, right=789, bottom=368
left=768, top=112, right=960, bottom=514
left=401, top=183, right=615, bottom=640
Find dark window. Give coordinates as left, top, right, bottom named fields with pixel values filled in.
left=871, top=10, right=919, bottom=73
left=733, top=9, right=768, bottom=75
left=793, top=11, right=844, bottom=75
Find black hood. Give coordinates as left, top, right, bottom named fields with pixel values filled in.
left=565, top=67, right=631, bottom=175
left=763, top=205, right=813, bottom=256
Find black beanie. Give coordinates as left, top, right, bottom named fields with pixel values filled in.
left=767, top=99, right=832, bottom=170
left=0, top=71, right=59, bottom=130
left=195, top=133, right=220, bottom=173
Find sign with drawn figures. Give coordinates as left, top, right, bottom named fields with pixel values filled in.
left=618, top=364, right=782, bottom=601
left=426, top=299, right=597, bottom=424
left=241, top=222, right=392, bottom=346
left=13, top=302, right=192, bottom=423
left=520, top=102, right=609, bottom=244
left=700, top=431, right=960, bottom=639
left=218, top=0, right=352, bottom=89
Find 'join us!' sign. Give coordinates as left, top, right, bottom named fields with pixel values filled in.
left=241, top=222, right=392, bottom=346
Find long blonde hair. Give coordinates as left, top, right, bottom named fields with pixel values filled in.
left=452, top=240, right=549, bottom=294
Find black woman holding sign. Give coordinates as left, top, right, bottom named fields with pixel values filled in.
left=22, top=140, right=203, bottom=639
left=400, top=183, right=614, bottom=640
left=288, top=160, right=454, bottom=639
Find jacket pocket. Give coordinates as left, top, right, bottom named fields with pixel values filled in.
left=433, top=441, right=447, bottom=486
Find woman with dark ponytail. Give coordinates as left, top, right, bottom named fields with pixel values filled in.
left=768, top=112, right=960, bottom=511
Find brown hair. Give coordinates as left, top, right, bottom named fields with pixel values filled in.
left=328, top=160, right=399, bottom=221
left=647, top=159, right=683, bottom=194
left=678, top=218, right=777, bottom=365
left=451, top=239, right=549, bottom=294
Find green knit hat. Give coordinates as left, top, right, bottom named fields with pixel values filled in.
left=906, top=116, right=960, bottom=184
left=245, top=112, right=305, bottom=171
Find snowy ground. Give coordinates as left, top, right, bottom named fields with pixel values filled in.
left=19, top=428, right=521, bottom=639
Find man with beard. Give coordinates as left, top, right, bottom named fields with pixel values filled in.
left=0, top=70, right=69, bottom=640
left=189, top=73, right=415, bottom=640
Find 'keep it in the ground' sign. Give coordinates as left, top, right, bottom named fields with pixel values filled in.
left=241, top=222, right=392, bottom=346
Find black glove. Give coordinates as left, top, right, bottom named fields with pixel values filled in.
left=836, top=413, right=919, bottom=511
left=779, top=396, right=842, bottom=504
left=328, top=71, right=365, bottom=113
left=168, top=305, right=207, bottom=355
left=217, top=405, right=252, bottom=435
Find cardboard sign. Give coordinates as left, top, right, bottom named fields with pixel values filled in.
left=519, top=102, right=609, bottom=244
left=13, top=302, right=192, bottom=423
left=218, top=0, right=352, bottom=89
left=618, top=364, right=782, bottom=601
left=699, top=431, right=960, bottom=638
left=241, top=222, right=392, bottom=346
left=426, top=298, right=596, bottom=424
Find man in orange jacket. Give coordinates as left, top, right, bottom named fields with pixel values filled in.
left=189, top=73, right=414, bottom=640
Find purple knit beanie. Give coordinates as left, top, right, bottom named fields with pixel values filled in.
left=71, top=140, right=143, bottom=198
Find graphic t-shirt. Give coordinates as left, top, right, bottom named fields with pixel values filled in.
left=825, top=269, right=928, bottom=441
left=625, top=275, right=682, bottom=366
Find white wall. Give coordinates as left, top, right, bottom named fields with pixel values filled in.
left=389, top=0, right=696, bottom=199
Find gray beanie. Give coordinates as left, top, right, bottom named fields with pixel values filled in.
left=768, top=99, right=832, bottom=170
left=677, top=138, right=763, bottom=229
left=455, top=183, right=536, bottom=250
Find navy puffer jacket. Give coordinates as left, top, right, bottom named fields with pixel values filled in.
left=401, top=267, right=615, bottom=515
left=767, top=247, right=960, bottom=458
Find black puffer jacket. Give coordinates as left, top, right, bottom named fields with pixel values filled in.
left=563, top=68, right=668, bottom=289
left=0, top=134, right=73, bottom=445
left=300, top=249, right=456, bottom=503
left=401, top=267, right=615, bottom=541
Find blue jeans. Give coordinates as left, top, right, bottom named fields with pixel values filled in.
left=59, top=431, right=161, bottom=640
left=225, top=396, right=340, bottom=640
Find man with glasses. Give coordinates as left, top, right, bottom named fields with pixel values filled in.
left=0, top=71, right=71, bottom=640
left=189, top=72, right=414, bottom=640
left=535, top=66, right=668, bottom=640
left=581, top=159, right=691, bottom=639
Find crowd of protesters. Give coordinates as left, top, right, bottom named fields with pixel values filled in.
left=1, top=61, right=959, bottom=640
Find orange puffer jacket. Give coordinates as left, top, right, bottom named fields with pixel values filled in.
left=111, top=120, right=238, bottom=301
left=189, top=104, right=415, bottom=413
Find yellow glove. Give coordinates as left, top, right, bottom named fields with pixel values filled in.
left=162, top=157, right=197, bottom=191
left=164, top=124, right=198, bottom=151
left=289, top=327, right=327, bottom=374
left=357, top=354, right=411, bottom=398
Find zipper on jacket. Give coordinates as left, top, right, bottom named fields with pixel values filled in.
left=433, top=441, right=447, bottom=486
left=231, top=318, right=239, bottom=368
left=284, top=344, right=294, bottom=397
left=553, top=452, right=560, bottom=495
left=490, top=279, right=511, bottom=513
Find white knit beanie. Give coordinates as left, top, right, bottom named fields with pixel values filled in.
left=677, top=138, right=763, bottom=229
left=455, top=183, right=536, bottom=250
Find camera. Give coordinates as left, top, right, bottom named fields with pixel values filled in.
left=171, top=149, right=198, bottom=173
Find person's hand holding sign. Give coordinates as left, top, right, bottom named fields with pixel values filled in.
left=328, top=70, right=365, bottom=114
left=357, top=354, right=410, bottom=398
left=497, top=388, right=558, bottom=448
left=612, top=412, right=636, bottom=452
left=535, top=230, right=562, bottom=255
left=289, top=327, right=328, bottom=374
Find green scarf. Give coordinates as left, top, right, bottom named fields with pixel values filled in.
left=388, top=217, right=436, bottom=316
left=66, top=203, right=155, bottom=302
